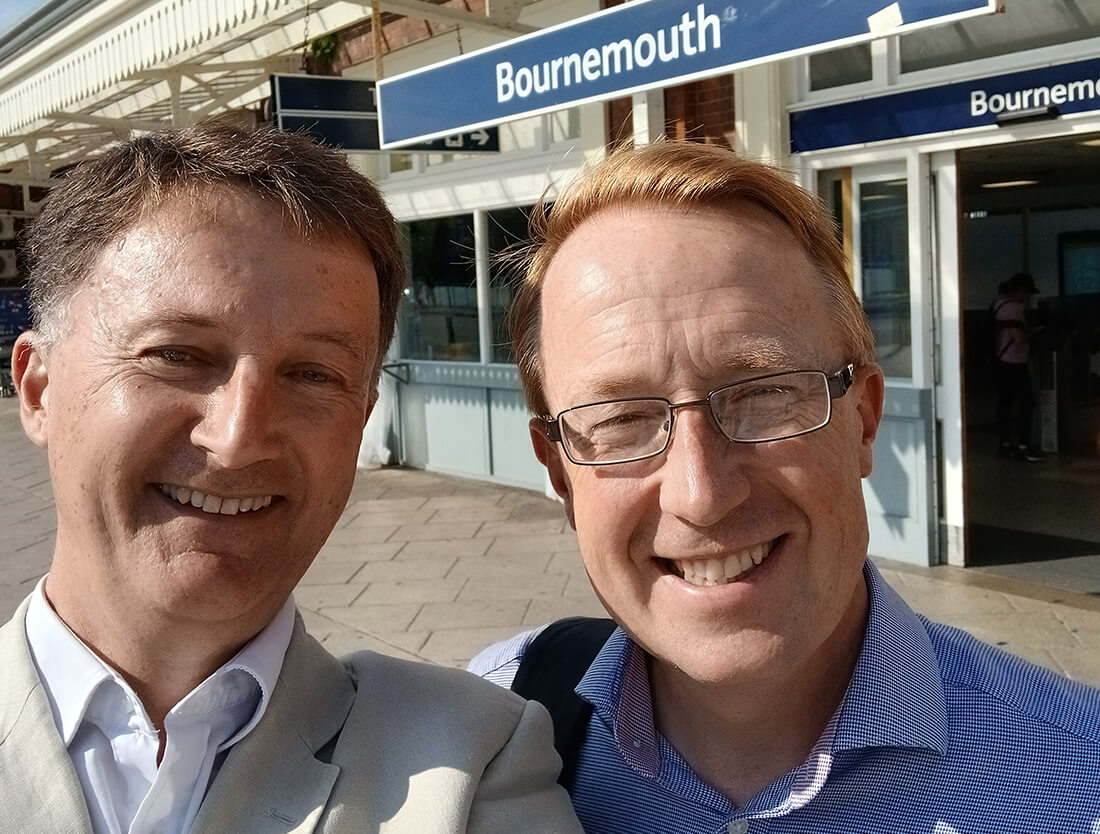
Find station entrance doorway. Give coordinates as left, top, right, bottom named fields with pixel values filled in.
left=959, top=133, right=1100, bottom=593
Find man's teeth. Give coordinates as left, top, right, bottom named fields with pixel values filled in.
left=673, top=541, right=773, bottom=587
left=159, top=484, right=272, bottom=515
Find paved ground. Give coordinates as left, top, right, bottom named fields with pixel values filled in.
left=3, top=395, right=1099, bottom=685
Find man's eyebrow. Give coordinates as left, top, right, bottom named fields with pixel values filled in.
left=580, top=350, right=792, bottom=401
left=125, top=312, right=219, bottom=333
left=300, top=328, right=371, bottom=365
left=569, top=340, right=805, bottom=404
left=123, top=314, right=369, bottom=363
left=715, top=340, right=801, bottom=372
left=584, top=376, right=655, bottom=401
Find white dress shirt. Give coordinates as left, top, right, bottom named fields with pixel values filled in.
left=24, top=579, right=295, bottom=834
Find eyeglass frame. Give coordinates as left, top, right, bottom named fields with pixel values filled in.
left=541, top=363, right=857, bottom=466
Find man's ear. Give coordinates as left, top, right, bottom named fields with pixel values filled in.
left=13, top=331, right=51, bottom=449
left=854, top=363, right=885, bottom=478
left=529, top=417, right=576, bottom=529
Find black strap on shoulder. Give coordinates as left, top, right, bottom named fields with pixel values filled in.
left=511, top=616, right=617, bottom=789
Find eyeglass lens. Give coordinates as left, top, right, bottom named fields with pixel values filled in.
left=558, top=371, right=832, bottom=463
left=711, top=372, right=830, bottom=441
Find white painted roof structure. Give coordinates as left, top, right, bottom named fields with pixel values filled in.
left=0, top=0, right=532, bottom=186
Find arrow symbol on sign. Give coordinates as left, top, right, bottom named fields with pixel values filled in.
left=470, top=129, right=490, bottom=145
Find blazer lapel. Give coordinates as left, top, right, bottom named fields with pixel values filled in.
left=0, top=599, right=94, bottom=834
left=192, top=613, right=356, bottom=834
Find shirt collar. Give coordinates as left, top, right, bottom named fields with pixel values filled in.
left=832, top=561, right=949, bottom=755
left=576, top=627, right=658, bottom=776
left=25, top=577, right=296, bottom=749
left=210, top=593, right=295, bottom=748
left=26, top=578, right=122, bottom=745
left=576, top=561, right=950, bottom=781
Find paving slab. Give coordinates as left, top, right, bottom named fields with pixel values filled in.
left=396, top=537, right=493, bottom=558
left=458, top=572, right=570, bottom=601
left=388, top=521, right=483, bottom=542
left=354, top=576, right=469, bottom=606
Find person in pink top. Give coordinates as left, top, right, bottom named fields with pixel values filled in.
left=992, top=271, right=1043, bottom=461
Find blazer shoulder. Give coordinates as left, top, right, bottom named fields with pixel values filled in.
left=341, top=649, right=529, bottom=719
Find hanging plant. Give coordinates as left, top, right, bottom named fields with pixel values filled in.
left=309, top=34, right=339, bottom=67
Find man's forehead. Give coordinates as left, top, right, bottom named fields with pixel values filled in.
left=139, top=186, right=283, bottom=235
left=543, top=202, right=805, bottom=306
left=541, top=202, right=816, bottom=312
left=537, top=202, right=837, bottom=405
left=80, top=187, right=273, bottom=276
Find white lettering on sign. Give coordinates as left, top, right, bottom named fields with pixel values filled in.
left=495, top=3, right=721, bottom=103
left=971, top=75, right=1099, bottom=116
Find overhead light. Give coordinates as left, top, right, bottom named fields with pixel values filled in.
left=1080, top=138, right=1100, bottom=147
left=966, top=210, right=988, bottom=219
left=981, top=179, right=1038, bottom=189
left=995, top=105, right=1060, bottom=127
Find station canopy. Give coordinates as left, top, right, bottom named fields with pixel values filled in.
left=0, top=0, right=534, bottom=187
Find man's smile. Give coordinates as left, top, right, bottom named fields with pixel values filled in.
left=668, top=539, right=775, bottom=587
left=158, top=483, right=274, bottom=515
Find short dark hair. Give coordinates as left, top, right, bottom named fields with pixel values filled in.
left=25, top=120, right=405, bottom=379
left=509, top=141, right=875, bottom=416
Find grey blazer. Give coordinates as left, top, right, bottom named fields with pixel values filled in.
left=0, top=598, right=582, bottom=833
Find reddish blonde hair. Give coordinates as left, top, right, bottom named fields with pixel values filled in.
left=508, top=141, right=875, bottom=415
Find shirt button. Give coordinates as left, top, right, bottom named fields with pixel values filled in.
left=728, top=821, right=749, bottom=834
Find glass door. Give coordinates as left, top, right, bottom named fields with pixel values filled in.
left=819, top=160, right=940, bottom=565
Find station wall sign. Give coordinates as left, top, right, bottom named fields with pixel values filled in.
left=271, top=74, right=499, bottom=152
left=790, top=56, right=1100, bottom=152
left=377, top=0, right=1000, bottom=147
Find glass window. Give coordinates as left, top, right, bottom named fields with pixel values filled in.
left=549, top=107, right=581, bottom=143
left=859, top=180, right=911, bottom=378
left=499, top=115, right=541, bottom=152
left=809, top=43, right=872, bottom=91
left=388, top=153, right=413, bottom=174
left=399, top=215, right=479, bottom=362
left=900, top=0, right=1100, bottom=72
left=487, top=206, right=541, bottom=364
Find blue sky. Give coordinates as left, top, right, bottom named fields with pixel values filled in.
left=0, top=0, right=53, bottom=36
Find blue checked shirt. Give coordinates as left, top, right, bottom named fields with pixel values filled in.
left=469, top=562, right=1100, bottom=834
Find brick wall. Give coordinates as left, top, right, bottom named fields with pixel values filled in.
left=603, top=76, right=736, bottom=152
left=664, top=75, right=736, bottom=147
left=317, top=0, right=486, bottom=75
left=602, top=0, right=735, bottom=150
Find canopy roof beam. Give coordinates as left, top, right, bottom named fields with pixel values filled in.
left=379, top=0, right=536, bottom=34
left=0, top=0, right=541, bottom=173
left=48, top=112, right=165, bottom=134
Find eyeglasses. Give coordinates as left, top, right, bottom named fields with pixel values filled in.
left=543, top=364, right=856, bottom=466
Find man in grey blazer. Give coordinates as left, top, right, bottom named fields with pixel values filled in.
left=1, top=122, right=580, bottom=834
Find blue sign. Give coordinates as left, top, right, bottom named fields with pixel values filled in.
left=790, top=57, right=1100, bottom=152
left=271, top=74, right=499, bottom=153
left=377, top=0, right=998, bottom=147
left=0, top=288, right=30, bottom=338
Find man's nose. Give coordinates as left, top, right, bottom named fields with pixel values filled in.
left=192, top=361, right=281, bottom=468
left=658, top=406, right=750, bottom=526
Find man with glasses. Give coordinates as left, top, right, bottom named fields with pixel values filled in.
left=470, top=142, right=1100, bottom=832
